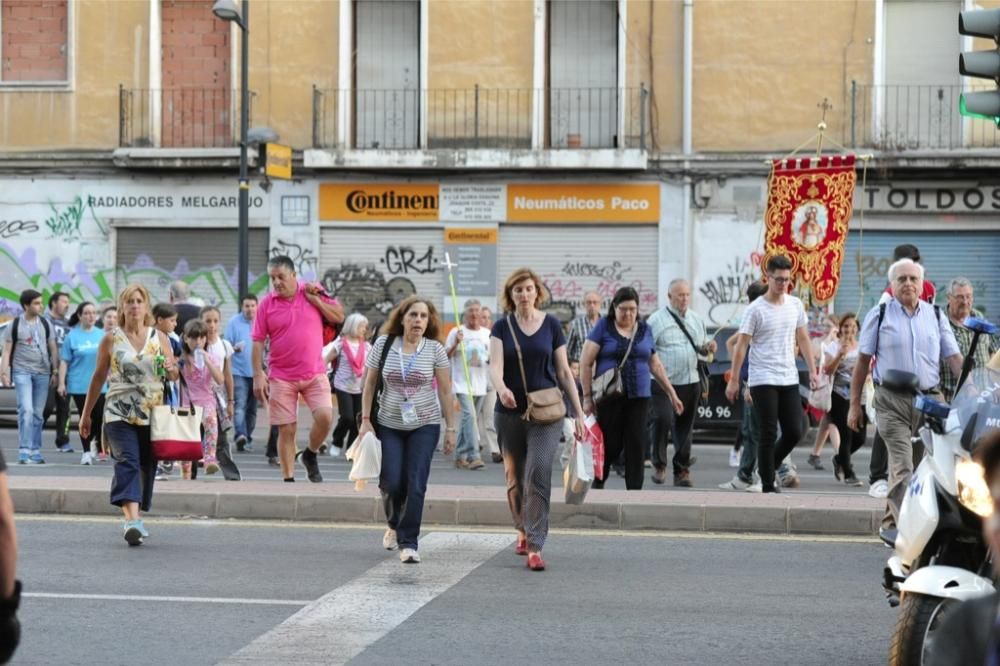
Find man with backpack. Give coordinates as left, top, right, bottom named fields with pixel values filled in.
left=0, top=290, right=59, bottom=464
left=849, top=258, right=962, bottom=542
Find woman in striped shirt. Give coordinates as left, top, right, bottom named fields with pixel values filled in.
left=359, top=296, right=456, bottom=564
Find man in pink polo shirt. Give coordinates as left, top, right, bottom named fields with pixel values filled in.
left=252, top=255, right=344, bottom=482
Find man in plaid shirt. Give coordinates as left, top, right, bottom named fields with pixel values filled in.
left=566, top=292, right=603, bottom=363
left=940, top=278, right=998, bottom=401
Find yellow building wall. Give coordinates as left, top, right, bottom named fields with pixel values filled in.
left=0, top=0, right=149, bottom=150
left=624, top=0, right=683, bottom=152
left=245, top=0, right=339, bottom=150
left=691, top=0, right=876, bottom=152
left=426, top=0, right=535, bottom=147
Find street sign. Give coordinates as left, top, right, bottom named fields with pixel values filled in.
left=959, top=8, right=1000, bottom=125
left=265, top=143, right=292, bottom=180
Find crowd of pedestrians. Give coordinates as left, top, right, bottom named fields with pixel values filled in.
left=0, top=244, right=998, bottom=570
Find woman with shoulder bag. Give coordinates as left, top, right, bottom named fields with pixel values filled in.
left=79, top=284, right=178, bottom=546
left=580, top=287, right=684, bottom=490
left=824, top=313, right=866, bottom=487
left=489, top=268, right=585, bottom=571
left=359, top=297, right=456, bottom=564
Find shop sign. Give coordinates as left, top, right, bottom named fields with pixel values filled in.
left=319, top=184, right=438, bottom=221
left=506, top=183, right=660, bottom=223
left=443, top=227, right=498, bottom=316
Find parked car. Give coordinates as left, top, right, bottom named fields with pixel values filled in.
left=694, top=327, right=813, bottom=434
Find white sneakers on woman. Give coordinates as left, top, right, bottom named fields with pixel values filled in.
left=383, top=528, right=397, bottom=550
left=399, top=548, right=420, bottom=564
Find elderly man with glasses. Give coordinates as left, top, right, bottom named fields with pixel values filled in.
left=939, top=277, right=998, bottom=402
left=848, top=258, right=962, bottom=543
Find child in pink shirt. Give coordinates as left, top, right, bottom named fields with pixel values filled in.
left=179, top=319, right=224, bottom=478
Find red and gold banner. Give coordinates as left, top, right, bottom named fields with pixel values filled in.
left=762, top=154, right=857, bottom=303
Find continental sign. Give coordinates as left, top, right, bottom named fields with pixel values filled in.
left=318, top=183, right=660, bottom=223
left=319, top=184, right=438, bottom=221
left=506, top=184, right=660, bottom=223
left=444, top=228, right=497, bottom=244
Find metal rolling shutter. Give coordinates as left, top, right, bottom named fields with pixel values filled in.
left=497, top=224, right=658, bottom=326
left=318, top=226, right=444, bottom=330
left=355, top=0, right=420, bottom=149
left=114, top=227, right=269, bottom=320
left=549, top=0, right=618, bottom=148
left=834, top=230, right=1000, bottom=318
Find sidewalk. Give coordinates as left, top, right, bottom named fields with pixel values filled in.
left=8, top=475, right=885, bottom=537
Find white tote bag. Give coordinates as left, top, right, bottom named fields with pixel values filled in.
left=563, top=439, right=594, bottom=505
left=346, top=431, right=382, bottom=491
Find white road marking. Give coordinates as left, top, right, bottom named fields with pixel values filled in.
left=25, top=592, right=308, bottom=606
left=218, top=531, right=511, bottom=665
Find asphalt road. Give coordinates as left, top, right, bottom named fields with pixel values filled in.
left=0, top=422, right=875, bottom=495
left=12, top=517, right=893, bottom=665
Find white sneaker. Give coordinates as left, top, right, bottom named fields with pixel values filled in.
left=869, top=480, right=889, bottom=499
left=728, top=449, right=740, bottom=468
left=718, top=475, right=751, bottom=490
left=329, top=445, right=343, bottom=459
left=382, top=528, right=398, bottom=551
left=399, top=548, right=420, bottom=564
left=80, top=452, right=93, bottom=466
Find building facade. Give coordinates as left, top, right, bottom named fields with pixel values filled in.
left=1, top=0, right=999, bottom=326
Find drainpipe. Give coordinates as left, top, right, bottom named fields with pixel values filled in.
left=682, top=0, right=694, bottom=292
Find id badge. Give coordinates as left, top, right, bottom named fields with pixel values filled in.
left=400, top=400, right=418, bottom=425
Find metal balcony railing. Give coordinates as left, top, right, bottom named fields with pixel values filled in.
left=850, top=81, right=1000, bottom=150
left=312, top=86, right=649, bottom=151
left=119, top=86, right=254, bottom=148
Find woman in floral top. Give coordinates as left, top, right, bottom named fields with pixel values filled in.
left=80, top=284, right=178, bottom=546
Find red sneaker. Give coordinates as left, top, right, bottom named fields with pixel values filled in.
left=515, top=537, right=528, bottom=556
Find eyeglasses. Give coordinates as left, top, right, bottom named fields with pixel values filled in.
left=769, top=276, right=792, bottom=284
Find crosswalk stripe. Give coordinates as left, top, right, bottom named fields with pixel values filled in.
left=218, top=531, right=511, bottom=665
left=25, top=592, right=308, bottom=606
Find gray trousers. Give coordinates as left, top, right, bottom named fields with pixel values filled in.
left=495, top=412, right=562, bottom=552
left=477, top=390, right=500, bottom=456
left=874, top=386, right=929, bottom=530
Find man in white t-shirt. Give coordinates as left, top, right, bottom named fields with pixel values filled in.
left=445, top=299, right=491, bottom=470
left=725, top=255, right=818, bottom=493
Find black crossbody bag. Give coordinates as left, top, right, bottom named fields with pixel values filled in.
left=359, top=335, right=396, bottom=431
left=666, top=309, right=711, bottom=401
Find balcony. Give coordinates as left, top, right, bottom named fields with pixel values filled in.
left=118, top=86, right=254, bottom=149
left=307, top=86, right=649, bottom=170
left=850, top=81, right=1000, bottom=151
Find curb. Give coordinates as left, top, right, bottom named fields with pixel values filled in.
left=11, top=488, right=881, bottom=537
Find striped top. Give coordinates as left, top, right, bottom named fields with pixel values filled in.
left=858, top=298, right=960, bottom=391
left=366, top=335, right=449, bottom=431
left=566, top=314, right=599, bottom=363
left=104, top=327, right=164, bottom=426
left=647, top=305, right=709, bottom=386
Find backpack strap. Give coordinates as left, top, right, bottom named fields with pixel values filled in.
left=873, top=302, right=887, bottom=361
left=8, top=316, right=51, bottom=366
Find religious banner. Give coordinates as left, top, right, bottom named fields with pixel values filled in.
left=762, top=154, right=857, bottom=303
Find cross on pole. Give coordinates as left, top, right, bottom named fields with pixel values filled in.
left=816, top=97, right=833, bottom=156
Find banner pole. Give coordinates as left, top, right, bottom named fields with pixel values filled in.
left=443, top=252, right=478, bottom=449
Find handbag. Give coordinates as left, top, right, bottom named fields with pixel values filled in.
left=807, top=375, right=833, bottom=413
left=666, top=308, right=711, bottom=401
left=563, top=438, right=594, bottom=505
left=358, top=335, right=396, bottom=431
left=345, top=430, right=382, bottom=492
left=506, top=316, right=566, bottom=425
left=583, top=414, right=605, bottom=481
left=151, top=377, right=204, bottom=461
left=591, top=321, right=637, bottom=405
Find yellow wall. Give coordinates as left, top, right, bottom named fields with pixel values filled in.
left=246, top=0, right=339, bottom=150
left=0, top=0, right=885, bottom=154
left=692, top=0, right=876, bottom=152
left=0, top=0, right=149, bottom=149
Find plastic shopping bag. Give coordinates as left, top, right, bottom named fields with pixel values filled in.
left=563, top=439, right=594, bottom=505
left=345, top=431, right=382, bottom=491
left=583, top=414, right=605, bottom=481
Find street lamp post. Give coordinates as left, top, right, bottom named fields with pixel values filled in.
left=213, top=0, right=250, bottom=301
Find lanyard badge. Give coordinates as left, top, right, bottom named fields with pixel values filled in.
left=398, top=340, right=424, bottom=425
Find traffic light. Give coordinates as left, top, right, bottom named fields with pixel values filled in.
left=959, top=8, right=1000, bottom=124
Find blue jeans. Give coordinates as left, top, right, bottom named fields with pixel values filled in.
left=379, top=424, right=440, bottom=550
left=454, top=394, right=483, bottom=462
left=233, top=375, right=257, bottom=442
left=105, top=421, right=155, bottom=512
left=13, top=371, right=48, bottom=455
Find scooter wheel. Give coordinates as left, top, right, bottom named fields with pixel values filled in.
left=888, top=592, right=954, bottom=666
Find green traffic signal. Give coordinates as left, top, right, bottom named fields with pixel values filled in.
left=960, top=92, right=1000, bottom=126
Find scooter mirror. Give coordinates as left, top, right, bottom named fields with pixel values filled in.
left=963, top=316, right=999, bottom=336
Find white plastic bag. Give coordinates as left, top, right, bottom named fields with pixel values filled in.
left=345, top=431, right=382, bottom=491
left=563, top=439, right=594, bottom=505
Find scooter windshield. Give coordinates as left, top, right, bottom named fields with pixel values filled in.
left=951, top=366, right=1000, bottom=454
